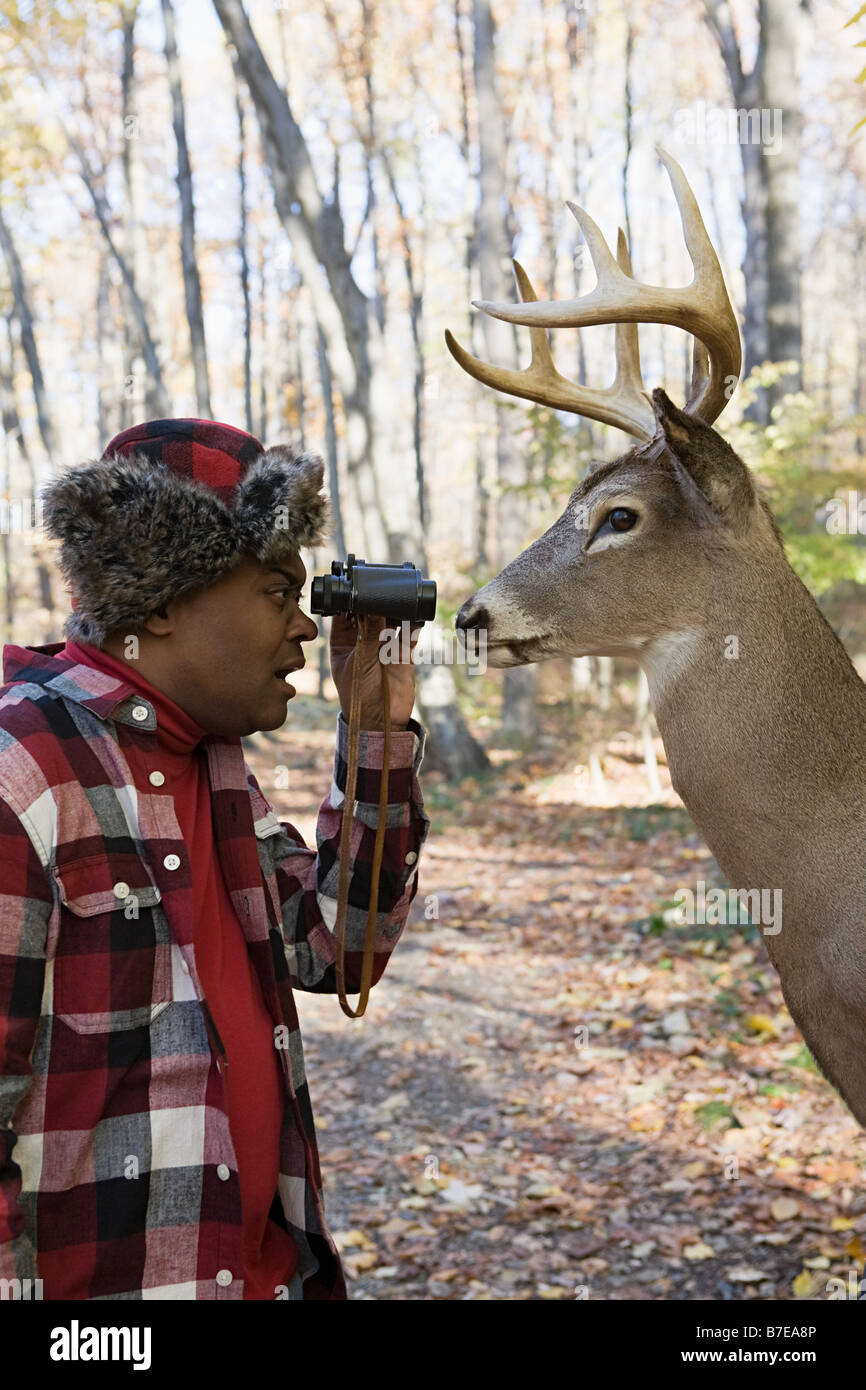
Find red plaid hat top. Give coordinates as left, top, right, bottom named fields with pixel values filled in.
left=101, top=418, right=266, bottom=507
left=43, top=416, right=330, bottom=645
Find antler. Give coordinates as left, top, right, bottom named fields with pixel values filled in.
left=444, top=146, right=742, bottom=441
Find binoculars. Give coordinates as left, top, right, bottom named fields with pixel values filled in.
left=310, top=554, right=436, bottom=624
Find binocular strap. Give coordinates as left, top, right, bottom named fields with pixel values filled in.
left=334, top=616, right=392, bottom=1018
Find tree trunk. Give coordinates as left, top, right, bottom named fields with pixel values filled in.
left=96, top=249, right=111, bottom=442
left=702, top=0, right=806, bottom=422
left=471, top=0, right=538, bottom=741
left=161, top=0, right=212, bottom=417
left=380, top=146, right=428, bottom=533
left=119, top=0, right=143, bottom=431
left=1, top=315, right=55, bottom=631
left=289, top=285, right=306, bottom=445
left=359, top=0, right=387, bottom=334
left=702, top=0, right=767, bottom=415
left=454, top=0, right=490, bottom=570
left=257, top=230, right=268, bottom=441
left=233, top=60, right=254, bottom=435
left=622, top=7, right=635, bottom=257
left=65, top=123, right=169, bottom=416
left=760, top=0, right=804, bottom=406
left=316, top=317, right=342, bottom=702
left=856, top=225, right=866, bottom=458
left=316, top=320, right=345, bottom=560
left=0, top=204, right=58, bottom=458
left=212, top=0, right=487, bottom=777
left=0, top=437, right=13, bottom=638
left=212, top=0, right=388, bottom=554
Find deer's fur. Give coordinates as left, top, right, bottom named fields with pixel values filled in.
left=457, top=388, right=866, bottom=1127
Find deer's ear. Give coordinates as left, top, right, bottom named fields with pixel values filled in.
left=651, top=387, right=755, bottom=527
left=651, top=388, right=696, bottom=446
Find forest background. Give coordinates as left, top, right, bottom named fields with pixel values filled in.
left=2, top=0, right=866, bottom=1301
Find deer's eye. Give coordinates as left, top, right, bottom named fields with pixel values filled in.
left=608, top=507, right=638, bottom=532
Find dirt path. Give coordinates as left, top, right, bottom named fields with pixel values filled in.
left=246, top=708, right=866, bottom=1301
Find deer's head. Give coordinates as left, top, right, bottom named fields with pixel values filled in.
left=448, top=148, right=772, bottom=672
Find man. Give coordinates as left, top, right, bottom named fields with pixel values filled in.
left=0, top=418, right=430, bottom=1300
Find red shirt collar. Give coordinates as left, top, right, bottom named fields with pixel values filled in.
left=59, top=640, right=207, bottom=755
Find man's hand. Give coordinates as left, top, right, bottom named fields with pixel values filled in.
left=329, top=612, right=421, bottom=731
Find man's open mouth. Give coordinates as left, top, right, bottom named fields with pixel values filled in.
left=274, top=661, right=304, bottom=683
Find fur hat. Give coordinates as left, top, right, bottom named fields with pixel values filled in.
left=41, top=418, right=332, bottom=646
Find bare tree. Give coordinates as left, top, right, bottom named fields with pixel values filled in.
left=702, top=0, right=806, bottom=420
left=0, top=312, right=55, bottom=631
left=213, top=0, right=487, bottom=776
left=213, top=0, right=390, bottom=555
left=471, top=0, right=539, bottom=741
left=454, top=0, right=490, bottom=569
left=161, top=0, right=212, bottom=417
left=232, top=54, right=254, bottom=434
left=0, top=203, right=57, bottom=459
left=54, top=105, right=169, bottom=416
left=119, top=0, right=143, bottom=431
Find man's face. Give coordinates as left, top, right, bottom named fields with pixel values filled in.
left=124, top=550, right=319, bottom=737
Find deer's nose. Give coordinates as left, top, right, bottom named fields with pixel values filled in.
left=456, top=601, right=489, bottom=632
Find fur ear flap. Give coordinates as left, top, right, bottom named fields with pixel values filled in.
left=41, top=458, right=119, bottom=548
left=233, top=445, right=332, bottom=559
left=651, top=387, right=755, bottom=528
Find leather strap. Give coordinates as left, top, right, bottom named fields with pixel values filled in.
left=334, top=615, right=392, bottom=1018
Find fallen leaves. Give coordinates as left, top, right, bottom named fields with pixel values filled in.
left=438, top=1179, right=485, bottom=1208
left=726, top=1265, right=772, bottom=1284
left=253, top=716, right=866, bottom=1301
left=792, top=1269, right=825, bottom=1298
left=770, top=1197, right=800, bottom=1222
left=745, top=1013, right=781, bottom=1038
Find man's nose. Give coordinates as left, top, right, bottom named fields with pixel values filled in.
left=291, top=612, right=318, bottom=642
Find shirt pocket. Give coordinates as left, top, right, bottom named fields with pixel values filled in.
left=52, top=851, right=173, bottom=1034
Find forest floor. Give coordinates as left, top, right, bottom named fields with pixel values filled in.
left=243, top=681, right=866, bottom=1303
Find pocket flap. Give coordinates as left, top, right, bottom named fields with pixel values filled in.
left=54, top=852, right=162, bottom=915
left=254, top=811, right=283, bottom=840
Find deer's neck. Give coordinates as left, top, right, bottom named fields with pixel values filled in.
left=639, top=554, right=866, bottom=895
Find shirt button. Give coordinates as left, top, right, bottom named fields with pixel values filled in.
left=216, top=1269, right=233, bottom=1287
left=405, top=851, right=417, bottom=865
left=217, top=1164, right=230, bottom=1181
left=180, top=957, right=190, bottom=975
left=131, top=704, right=149, bottom=722
left=149, top=771, right=166, bottom=787
left=163, top=854, right=180, bottom=871
left=113, top=881, right=131, bottom=899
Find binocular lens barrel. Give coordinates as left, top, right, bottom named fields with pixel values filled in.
left=310, top=573, right=349, bottom=614
left=310, top=557, right=436, bottom=623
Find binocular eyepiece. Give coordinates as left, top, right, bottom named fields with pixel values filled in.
left=310, top=554, right=437, bottom=624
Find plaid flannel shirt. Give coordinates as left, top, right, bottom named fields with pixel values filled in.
left=0, top=643, right=430, bottom=1300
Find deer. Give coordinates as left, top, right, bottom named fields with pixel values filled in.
left=446, top=146, right=866, bottom=1131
